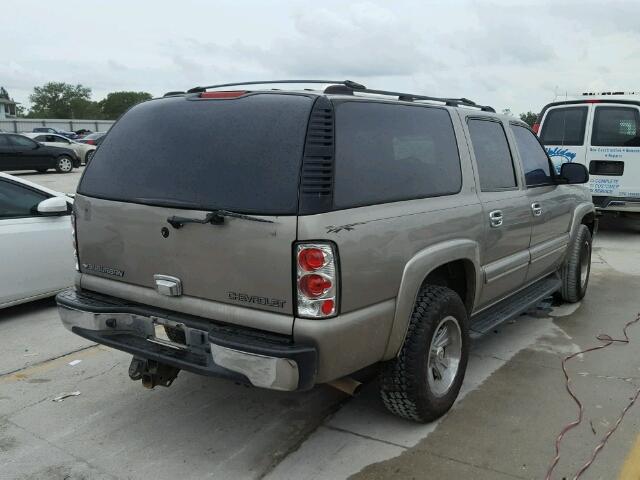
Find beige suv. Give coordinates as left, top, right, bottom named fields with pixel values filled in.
left=57, top=80, right=595, bottom=422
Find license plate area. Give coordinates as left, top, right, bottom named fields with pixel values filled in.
left=147, top=317, right=188, bottom=350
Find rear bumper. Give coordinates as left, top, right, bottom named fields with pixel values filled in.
left=56, top=289, right=317, bottom=391
left=593, top=196, right=640, bottom=213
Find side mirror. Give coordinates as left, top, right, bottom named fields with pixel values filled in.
left=559, top=162, right=589, bottom=184
left=37, top=196, right=69, bottom=215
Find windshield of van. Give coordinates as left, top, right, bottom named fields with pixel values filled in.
left=78, top=94, right=313, bottom=215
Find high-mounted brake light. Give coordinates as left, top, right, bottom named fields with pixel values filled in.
left=532, top=123, right=540, bottom=135
left=199, top=90, right=247, bottom=99
left=295, top=243, right=338, bottom=318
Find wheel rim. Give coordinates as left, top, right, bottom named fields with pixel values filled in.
left=59, top=157, right=72, bottom=172
left=579, top=240, right=591, bottom=290
left=427, top=315, right=462, bottom=397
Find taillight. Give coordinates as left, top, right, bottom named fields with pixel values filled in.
left=532, top=123, right=540, bottom=134
left=86, top=139, right=95, bottom=145
left=70, top=211, right=79, bottom=271
left=295, top=243, right=338, bottom=318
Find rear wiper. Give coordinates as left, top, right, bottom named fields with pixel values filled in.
left=167, top=210, right=274, bottom=229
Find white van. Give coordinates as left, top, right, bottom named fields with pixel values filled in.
left=536, top=93, right=640, bottom=215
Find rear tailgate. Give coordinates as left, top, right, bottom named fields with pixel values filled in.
left=75, top=93, right=314, bottom=328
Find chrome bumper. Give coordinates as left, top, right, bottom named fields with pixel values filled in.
left=57, top=290, right=316, bottom=391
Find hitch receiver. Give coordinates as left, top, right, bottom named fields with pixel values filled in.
left=128, top=356, right=180, bottom=389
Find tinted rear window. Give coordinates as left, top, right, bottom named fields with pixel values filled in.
left=467, top=119, right=516, bottom=191
left=78, top=94, right=313, bottom=214
left=540, top=106, right=588, bottom=145
left=592, top=106, right=640, bottom=146
left=333, top=102, right=461, bottom=209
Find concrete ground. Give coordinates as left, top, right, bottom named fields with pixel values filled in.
left=2, top=170, right=640, bottom=479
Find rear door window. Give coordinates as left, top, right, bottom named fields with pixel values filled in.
left=333, top=102, right=461, bottom=209
left=467, top=119, right=517, bottom=191
left=591, top=106, right=640, bottom=146
left=511, top=125, right=554, bottom=187
left=78, top=94, right=313, bottom=215
left=540, top=107, right=588, bottom=145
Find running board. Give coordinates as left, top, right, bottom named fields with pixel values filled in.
left=469, top=275, right=562, bottom=339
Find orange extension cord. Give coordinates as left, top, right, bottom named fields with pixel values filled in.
left=545, top=312, right=640, bottom=480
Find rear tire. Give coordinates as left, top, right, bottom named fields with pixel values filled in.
left=380, top=285, right=469, bottom=423
left=85, top=150, right=94, bottom=165
left=55, top=156, right=74, bottom=173
left=560, top=224, right=592, bottom=303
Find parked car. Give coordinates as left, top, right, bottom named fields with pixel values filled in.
left=75, top=129, right=92, bottom=137
left=32, top=127, right=78, bottom=140
left=56, top=80, right=595, bottom=422
left=77, top=131, right=106, bottom=146
left=0, top=172, right=74, bottom=308
left=536, top=92, right=640, bottom=216
left=23, top=132, right=97, bottom=165
left=0, top=133, right=80, bottom=173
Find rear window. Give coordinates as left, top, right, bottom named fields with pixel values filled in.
left=467, top=119, right=517, bottom=191
left=333, top=102, right=461, bottom=209
left=592, top=106, right=640, bottom=146
left=78, top=94, right=313, bottom=215
left=540, top=106, right=588, bottom=145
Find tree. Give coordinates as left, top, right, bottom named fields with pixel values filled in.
left=519, top=111, right=538, bottom=127
left=99, top=91, right=152, bottom=119
left=28, top=82, right=97, bottom=118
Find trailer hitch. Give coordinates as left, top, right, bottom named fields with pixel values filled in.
left=128, top=357, right=180, bottom=389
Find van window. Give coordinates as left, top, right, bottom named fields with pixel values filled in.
left=333, top=102, right=461, bottom=209
left=592, top=107, right=640, bottom=146
left=511, top=125, right=553, bottom=187
left=540, top=107, right=588, bottom=145
left=78, top=94, right=313, bottom=215
left=467, top=119, right=517, bottom=191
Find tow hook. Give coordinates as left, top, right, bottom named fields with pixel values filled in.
left=128, top=356, right=180, bottom=389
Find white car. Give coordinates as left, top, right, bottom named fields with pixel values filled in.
left=23, top=132, right=97, bottom=165
left=536, top=91, right=640, bottom=215
left=0, top=172, right=75, bottom=308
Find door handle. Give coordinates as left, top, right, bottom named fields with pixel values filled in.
left=531, top=202, right=543, bottom=217
left=489, top=210, right=503, bottom=228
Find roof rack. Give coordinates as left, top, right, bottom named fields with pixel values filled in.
left=324, top=84, right=495, bottom=112
left=186, top=79, right=366, bottom=94
left=184, top=79, right=494, bottom=112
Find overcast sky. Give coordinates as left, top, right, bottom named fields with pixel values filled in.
left=4, top=0, right=640, bottom=114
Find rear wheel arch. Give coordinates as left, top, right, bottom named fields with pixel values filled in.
left=382, top=240, right=481, bottom=360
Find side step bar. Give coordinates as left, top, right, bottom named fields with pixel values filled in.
left=469, top=275, right=562, bottom=339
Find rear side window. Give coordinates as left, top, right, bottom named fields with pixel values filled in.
left=467, top=119, right=517, bottom=191
left=540, top=107, right=588, bottom=145
left=511, top=125, right=553, bottom=187
left=333, top=102, right=461, bottom=209
left=78, top=94, right=313, bottom=215
left=592, top=107, right=640, bottom=146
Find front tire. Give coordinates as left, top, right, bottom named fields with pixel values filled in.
left=380, top=285, right=469, bottom=423
left=55, top=156, right=74, bottom=173
left=560, top=224, right=592, bottom=303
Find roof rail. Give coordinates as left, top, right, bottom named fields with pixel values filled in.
left=186, top=79, right=366, bottom=94
left=184, top=79, right=494, bottom=112
left=327, top=84, right=495, bottom=112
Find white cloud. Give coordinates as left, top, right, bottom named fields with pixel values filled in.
left=3, top=0, right=640, bottom=114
